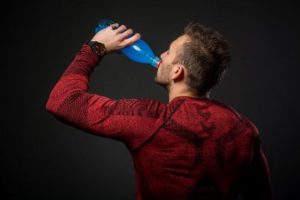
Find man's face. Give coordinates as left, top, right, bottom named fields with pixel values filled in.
left=154, top=34, right=190, bottom=89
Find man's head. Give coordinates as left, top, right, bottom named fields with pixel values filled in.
left=154, top=22, right=231, bottom=97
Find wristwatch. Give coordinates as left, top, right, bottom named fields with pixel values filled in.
left=87, top=40, right=106, bottom=57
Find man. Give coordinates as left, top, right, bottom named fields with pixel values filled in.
left=46, top=21, right=273, bottom=200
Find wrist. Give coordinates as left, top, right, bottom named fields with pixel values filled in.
left=86, top=40, right=107, bottom=57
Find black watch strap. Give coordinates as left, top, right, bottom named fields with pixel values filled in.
left=86, top=40, right=107, bottom=57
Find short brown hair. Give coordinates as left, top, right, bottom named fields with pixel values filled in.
left=173, top=22, right=231, bottom=95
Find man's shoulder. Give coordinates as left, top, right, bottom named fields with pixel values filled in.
left=206, top=99, right=244, bottom=120
left=111, top=97, right=167, bottom=118
left=208, top=99, right=260, bottom=134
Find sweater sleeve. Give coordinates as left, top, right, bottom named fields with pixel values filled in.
left=45, top=44, right=165, bottom=151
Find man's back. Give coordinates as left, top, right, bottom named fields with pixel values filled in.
left=130, top=96, right=272, bottom=200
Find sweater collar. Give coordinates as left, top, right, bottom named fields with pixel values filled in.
left=168, top=95, right=211, bottom=104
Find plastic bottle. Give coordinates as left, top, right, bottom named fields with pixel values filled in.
left=95, top=19, right=161, bottom=68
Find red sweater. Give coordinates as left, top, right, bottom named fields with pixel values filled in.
left=46, top=44, right=272, bottom=200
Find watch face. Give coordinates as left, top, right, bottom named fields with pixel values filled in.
left=90, top=41, right=106, bottom=56
left=94, top=43, right=106, bottom=55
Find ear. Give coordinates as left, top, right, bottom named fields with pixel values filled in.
left=171, top=64, right=185, bottom=82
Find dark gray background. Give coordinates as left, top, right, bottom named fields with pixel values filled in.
left=2, top=0, right=299, bottom=199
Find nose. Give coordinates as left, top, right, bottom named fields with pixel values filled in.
left=160, top=51, right=167, bottom=60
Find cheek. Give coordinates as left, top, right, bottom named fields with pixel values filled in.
left=160, top=64, right=171, bottom=75
left=161, top=56, right=170, bottom=66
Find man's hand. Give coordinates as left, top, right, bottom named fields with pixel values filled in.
left=90, top=23, right=141, bottom=54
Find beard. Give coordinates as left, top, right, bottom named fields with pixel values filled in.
left=154, top=63, right=172, bottom=90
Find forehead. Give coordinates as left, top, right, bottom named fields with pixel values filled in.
left=170, top=34, right=190, bottom=50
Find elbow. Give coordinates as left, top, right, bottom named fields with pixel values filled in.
left=45, top=97, right=57, bottom=114
left=45, top=99, right=53, bottom=113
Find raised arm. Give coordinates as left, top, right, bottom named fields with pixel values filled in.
left=45, top=23, right=162, bottom=150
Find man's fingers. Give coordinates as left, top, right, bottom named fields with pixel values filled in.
left=115, top=25, right=127, bottom=33
left=110, top=23, right=119, bottom=30
left=119, top=28, right=134, bottom=40
left=120, top=33, right=141, bottom=47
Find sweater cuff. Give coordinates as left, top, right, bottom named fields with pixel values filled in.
left=81, top=44, right=103, bottom=67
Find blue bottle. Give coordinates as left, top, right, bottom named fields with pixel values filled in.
left=95, top=19, right=161, bottom=68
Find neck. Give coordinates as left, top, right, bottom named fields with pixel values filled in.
left=168, top=89, right=209, bottom=103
